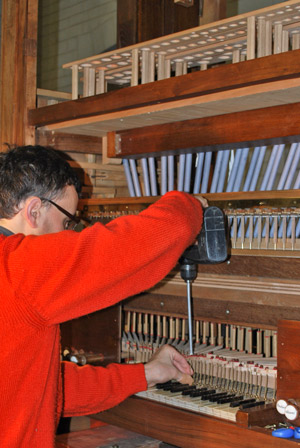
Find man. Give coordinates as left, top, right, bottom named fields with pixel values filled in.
left=0, top=145, right=206, bottom=447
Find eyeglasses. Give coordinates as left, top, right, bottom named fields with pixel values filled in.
left=40, top=197, right=91, bottom=231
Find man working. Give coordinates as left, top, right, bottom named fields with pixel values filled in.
left=0, top=145, right=206, bottom=447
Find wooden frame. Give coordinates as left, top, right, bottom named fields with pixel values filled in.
left=0, top=0, right=38, bottom=149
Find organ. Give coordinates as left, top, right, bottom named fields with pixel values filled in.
left=29, top=1, right=300, bottom=446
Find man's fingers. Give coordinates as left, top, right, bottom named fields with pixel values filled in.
left=178, top=373, right=194, bottom=385
left=196, top=195, right=208, bottom=208
left=172, top=353, right=193, bottom=375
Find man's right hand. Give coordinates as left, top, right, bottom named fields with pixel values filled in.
left=144, top=345, right=193, bottom=388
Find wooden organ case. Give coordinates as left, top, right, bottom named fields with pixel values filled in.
left=29, top=1, right=300, bottom=446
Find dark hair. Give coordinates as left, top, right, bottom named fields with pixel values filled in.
left=0, top=145, right=81, bottom=218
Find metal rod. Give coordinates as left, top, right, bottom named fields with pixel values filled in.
left=186, top=280, right=194, bottom=356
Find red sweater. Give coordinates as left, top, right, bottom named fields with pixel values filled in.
left=0, top=191, right=203, bottom=447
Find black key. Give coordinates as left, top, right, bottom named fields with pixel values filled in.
left=209, top=393, right=230, bottom=402
left=200, top=391, right=219, bottom=400
left=162, top=382, right=180, bottom=391
left=218, top=395, right=242, bottom=404
left=181, top=386, right=197, bottom=396
left=190, top=388, right=212, bottom=398
left=156, top=381, right=174, bottom=389
left=230, top=398, right=256, bottom=408
left=169, top=384, right=193, bottom=393
left=240, top=400, right=265, bottom=410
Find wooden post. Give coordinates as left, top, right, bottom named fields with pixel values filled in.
left=0, top=0, right=39, bottom=149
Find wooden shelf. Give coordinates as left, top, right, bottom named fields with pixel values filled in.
left=29, top=50, right=300, bottom=157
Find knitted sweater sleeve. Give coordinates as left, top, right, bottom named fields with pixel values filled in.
left=6, top=191, right=203, bottom=324
left=61, top=361, right=147, bottom=417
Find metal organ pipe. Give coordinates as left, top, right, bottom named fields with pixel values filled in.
left=161, top=155, right=168, bottom=195
left=149, top=157, right=158, bottom=196
left=168, top=155, right=175, bottom=192
left=201, top=152, right=212, bottom=194
left=217, top=150, right=230, bottom=192
left=129, top=159, right=142, bottom=197
left=233, top=148, right=249, bottom=191
left=177, top=154, right=186, bottom=191
left=242, top=146, right=261, bottom=191
left=123, top=159, right=136, bottom=197
left=210, top=151, right=223, bottom=193
left=141, top=158, right=151, bottom=196
left=184, top=153, right=193, bottom=193
left=193, top=152, right=204, bottom=194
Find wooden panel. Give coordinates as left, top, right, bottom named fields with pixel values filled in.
left=96, top=397, right=289, bottom=447
left=164, top=0, right=200, bottom=34
left=28, top=50, right=300, bottom=129
left=117, top=0, right=139, bottom=48
left=60, top=305, right=121, bottom=365
left=0, top=0, right=38, bottom=149
left=138, top=0, right=165, bottom=42
left=277, top=319, right=300, bottom=399
left=36, top=129, right=102, bottom=154
left=124, top=291, right=300, bottom=329
left=108, top=101, right=300, bottom=158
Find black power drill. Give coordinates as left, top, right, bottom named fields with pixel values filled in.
left=179, top=206, right=228, bottom=355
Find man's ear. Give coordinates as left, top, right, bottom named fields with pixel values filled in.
left=23, top=197, right=43, bottom=228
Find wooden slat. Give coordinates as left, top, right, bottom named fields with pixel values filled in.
left=108, top=101, right=300, bottom=157
left=28, top=50, right=300, bottom=129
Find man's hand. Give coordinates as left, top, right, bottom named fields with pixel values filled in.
left=144, top=345, right=193, bottom=388
left=196, top=195, right=208, bottom=208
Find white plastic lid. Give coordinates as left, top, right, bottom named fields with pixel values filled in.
left=276, top=399, right=288, bottom=415
left=285, top=404, right=298, bottom=421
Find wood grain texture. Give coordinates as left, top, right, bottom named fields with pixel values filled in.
left=0, top=0, right=38, bottom=149
left=277, top=320, right=300, bottom=399
left=36, top=129, right=102, bottom=154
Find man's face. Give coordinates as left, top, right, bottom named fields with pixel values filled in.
left=38, top=185, right=79, bottom=235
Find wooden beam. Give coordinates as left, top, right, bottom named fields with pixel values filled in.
left=36, top=129, right=102, bottom=154
left=0, top=0, right=38, bottom=149
left=107, top=101, right=300, bottom=158
left=28, top=50, right=300, bottom=128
